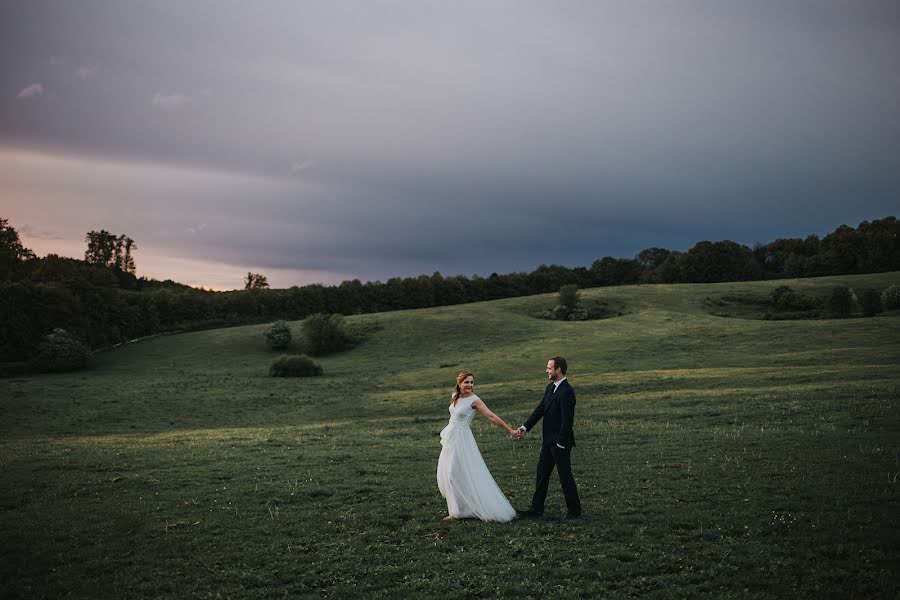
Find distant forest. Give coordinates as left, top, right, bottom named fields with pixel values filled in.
left=1, top=215, right=898, bottom=365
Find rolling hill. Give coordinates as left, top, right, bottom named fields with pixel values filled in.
left=2, top=272, right=898, bottom=598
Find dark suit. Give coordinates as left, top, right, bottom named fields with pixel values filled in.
left=523, top=378, right=581, bottom=515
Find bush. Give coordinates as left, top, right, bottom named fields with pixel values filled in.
left=546, top=297, right=618, bottom=321
left=770, top=285, right=816, bottom=311
left=552, top=304, right=570, bottom=320
left=269, top=354, right=323, bottom=377
left=33, top=328, right=91, bottom=372
left=558, top=285, right=580, bottom=309
left=302, top=313, right=352, bottom=355
left=550, top=303, right=591, bottom=321
left=858, top=289, right=882, bottom=317
left=827, top=286, right=854, bottom=318
left=263, top=320, right=292, bottom=350
left=881, top=285, right=900, bottom=310
left=771, top=286, right=798, bottom=311
left=553, top=285, right=590, bottom=320
left=567, top=306, right=589, bottom=321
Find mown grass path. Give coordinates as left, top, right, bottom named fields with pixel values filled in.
left=2, top=273, right=898, bottom=598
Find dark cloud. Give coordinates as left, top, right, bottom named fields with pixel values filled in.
left=19, top=224, right=63, bottom=240
left=1, top=1, right=899, bottom=288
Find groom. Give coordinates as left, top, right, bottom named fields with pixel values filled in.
left=515, top=356, right=582, bottom=519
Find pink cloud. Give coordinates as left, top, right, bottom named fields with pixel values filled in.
left=75, top=66, right=98, bottom=80
left=152, top=92, right=191, bottom=109
left=16, top=83, right=44, bottom=99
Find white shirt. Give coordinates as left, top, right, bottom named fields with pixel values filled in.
left=551, top=376, right=567, bottom=393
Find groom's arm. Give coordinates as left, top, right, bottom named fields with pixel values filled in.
left=557, top=387, right=576, bottom=449
left=521, top=398, right=546, bottom=433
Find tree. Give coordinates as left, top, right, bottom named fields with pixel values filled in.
left=400, top=274, right=435, bottom=308
left=433, top=273, right=469, bottom=306
left=827, top=286, right=854, bottom=318
left=244, top=272, right=269, bottom=290
left=821, top=225, right=862, bottom=274
left=646, top=252, right=683, bottom=283
left=1, top=217, right=36, bottom=279
left=754, top=235, right=821, bottom=275
left=858, top=289, right=882, bottom=317
left=680, top=240, right=759, bottom=283
left=84, top=230, right=137, bottom=273
left=528, top=264, right=575, bottom=294
left=484, top=273, right=512, bottom=300
left=558, top=284, right=580, bottom=309
left=856, top=217, right=900, bottom=272
left=636, top=247, right=671, bottom=270
left=590, top=257, right=640, bottom=286
left=117, top=236, right=137, bottom=274
left=84, top=230, right=117, bottom=267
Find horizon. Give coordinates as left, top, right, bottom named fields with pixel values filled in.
left=2, top=2, right=899, bottom=290
left=9, top=212, right=896, bottom=292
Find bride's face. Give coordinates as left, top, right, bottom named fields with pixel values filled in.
left=460, top=376, right=474, bottom=396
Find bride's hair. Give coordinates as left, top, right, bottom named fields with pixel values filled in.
left=451, top=371, right=474, bottom=405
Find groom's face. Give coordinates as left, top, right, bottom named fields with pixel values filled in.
left=546, top=360, right=561, bottom=381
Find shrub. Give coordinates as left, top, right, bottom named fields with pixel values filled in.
left=550, top=303, right=590, bottom=321
left=881, top=285, right=900, bottom=310
left=858, top=289, right=882, bottom=317
left=302, top=313, right=352, bottom=355
left=553, top=285, right=589, bottom=320
left=263, top=320, right=292, bottom=350
left=827, top=286, right=854, bottom=318
left=547, top=298, right=618, bottom=321
left=552, top=305, right=570, bottom=320
left=567, top=306, right=589, bottom=321
left=558, top=284, right=580, bottom=309
left=33, top=328, right=91, bottom=372
left=770, top=285, right=816, bottom=311
left=770, top=286, right=798, bottom=311
left=269, top=354, right=323, bottom=377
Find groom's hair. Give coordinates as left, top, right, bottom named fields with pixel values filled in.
left=550, top=356, right=567, bottom=374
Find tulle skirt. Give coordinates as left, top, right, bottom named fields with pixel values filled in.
left=437, top=423, right=516, bottom=522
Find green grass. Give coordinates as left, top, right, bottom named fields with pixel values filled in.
left=2, top=272, right=899, bottom=598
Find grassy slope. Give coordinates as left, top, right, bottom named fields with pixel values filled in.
left=1, top=272, right=898, bottom=598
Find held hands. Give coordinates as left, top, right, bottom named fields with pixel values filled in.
left=511, top=427, right=526, bottom=440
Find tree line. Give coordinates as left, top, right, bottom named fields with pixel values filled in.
left=1, top=215, right=898, bottom=367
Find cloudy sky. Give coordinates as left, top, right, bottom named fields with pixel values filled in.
left=1, top=1, right=898, bottom=289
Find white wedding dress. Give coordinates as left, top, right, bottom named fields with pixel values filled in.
left=437, top=394, right=516, bottom=522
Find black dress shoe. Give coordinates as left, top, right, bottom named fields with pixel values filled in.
left=564, top=512, right=582, bottom=520
left=516, top=506, right=544, bottom=517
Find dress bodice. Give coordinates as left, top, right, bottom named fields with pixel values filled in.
left=447, top=394, right=478, bottom=429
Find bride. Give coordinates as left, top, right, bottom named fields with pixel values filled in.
left=437, top=371, right=517, bottom=522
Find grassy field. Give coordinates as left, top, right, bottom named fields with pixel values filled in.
left=2, top=272, right=898, bottom=598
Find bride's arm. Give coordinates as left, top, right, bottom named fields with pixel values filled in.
left=471, top=399, right=516, bottom=434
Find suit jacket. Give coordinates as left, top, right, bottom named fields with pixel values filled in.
left=523, top=379, right=576, bottom=449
